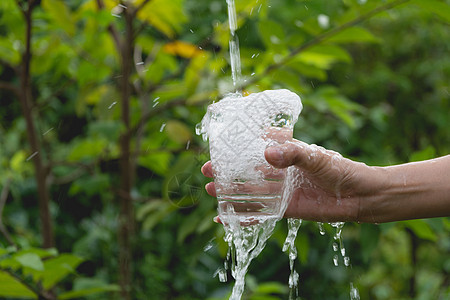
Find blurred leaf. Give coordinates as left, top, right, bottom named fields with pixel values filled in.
left=136, top=200, right=164, bottom=221
left=0, top=271, right=37, bottom=299
left=138, top=151, right=172, bottom=176
left=67, top=139, right=108, bottom=161
left=409, top=146, right=436, bottom=162
left=42, top=0, right=75, bottom=36
left=10, top=150, right=27, bottom=173
left=137, top=0, right=187, bottom=38
left=258, top=19, right=286, bottom=49
left=327, top=27, right=380, bottom=44
left=14, top=253, right=44, bottom=271
left=360, top=224, right=380, bottom=263
left=412, top=0, right=450, bottom=23
left=0, top=37, right=21, bottom=64
left=41, top=254, right=84, bottom=290
left=297, top=233, right=309, bottom=264
left=402, top=220, right=438, bottom=242
left=296, top=45, right=352, bottom=70
left=185, top=53, right=211, bottom=94
left=59, top=285, right=119, bottom=299
left=165, top=120, right=192, bottom=145
left=254, top=281, right=288, bottom=295
left=163, top=40, right=204, bottom=58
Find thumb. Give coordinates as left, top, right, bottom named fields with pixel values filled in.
left=265, top=139, right=337, bottom=175
left=265, top=140, right=313, bottom=169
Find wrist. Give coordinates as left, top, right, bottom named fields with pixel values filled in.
left=356, top=164, right=392, bottom=223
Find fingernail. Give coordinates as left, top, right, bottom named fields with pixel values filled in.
left=266, top=146, right=284, bottom=164
left=213, top=216, right=220, bottom=223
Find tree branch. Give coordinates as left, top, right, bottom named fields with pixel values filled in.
left=244, top=0, right=411, bottom=88
left=16, top=0, right=55, bottom=248
left=0, top=81, right=19, bottom=97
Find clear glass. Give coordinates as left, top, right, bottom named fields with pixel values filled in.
left=202, top=90, right=302, bottom=224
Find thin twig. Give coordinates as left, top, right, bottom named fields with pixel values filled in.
left=0, top=179, right=16, bottom=247
left=96, top=0, right=122, bottom=51
left=132, top=0, right=153, bottom=17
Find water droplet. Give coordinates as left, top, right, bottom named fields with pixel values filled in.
left=189, top=29, right=194, bottom=33
left=26, top=151, right=39, bottom=161
left=257, top=4, right=262, bottom=13
left=333, top=254, right=339, bottom=266
left=42, top=127, right=54, bottom=136
left=160, top=123, right=166, bottom=132
left=108, top=101, right=117, bottom=109
left=344, top=256, right=350, bottom=267
left=332, top=242, right=338, bottom=252
left=152, top=102, right=159, bottom=107
left=186, top=140, right=191, bottom=150
left=214, top=268, right=228, bottom=282
left=317, top=14, right=330, bottom=29
left=251, top=72, right=256, bottom=76
left=317, top=222, right=326, bottom=235
left=350, top=283, right=360, bottom=300
left=136, top=61, right=144, bottom=66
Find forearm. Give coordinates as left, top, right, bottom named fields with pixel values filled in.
left=359, top=155, right=450, bottom=223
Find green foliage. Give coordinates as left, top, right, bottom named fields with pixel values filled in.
left=0, top=0, right=449, bottom=299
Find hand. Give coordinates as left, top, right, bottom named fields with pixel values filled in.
left=202, top=139, right=450, bottom=223
left=202, top=139, right=385, bottom=223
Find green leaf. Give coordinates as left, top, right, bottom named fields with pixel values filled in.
left=258, top=19, right=286, bottom=49
left=136, top=200, right=164, bottom=221
left=0, top=37, right=21, bottom=65
left=59, top=285, right=120, bottom=299
left=0, top=270, right=37, bottom=299
left=40, top=254, right=84, bottom=290
left=137, top=0, right=186, bottom=38
left=67, top=138, right=108, bottom=162
left=42, top=0, right=76, bottom=36
left=360, top=223, right=380, bottom=263
left=255, top=281, right=288, bottom=295
left=327, top=26, right=380, bottom=44
left=14, top=253, right=44, bottom=271
left=412, top=0, right=450, bottom=23
left=409, top=146, right=436, bottom=162
left=138, top=151, right=172, bottom=176
left=165, top=120, right=192, bottom=145
left=10, top=150, right=27, bottom=172
left=401, top=220, right=438, bottom=242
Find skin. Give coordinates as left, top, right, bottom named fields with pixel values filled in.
left=201, top=139, right=450, bottom=223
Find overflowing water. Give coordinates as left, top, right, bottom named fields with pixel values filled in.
left=197, top=1, right=361, bottom=299
left=226, top=0, right=242, bottom=93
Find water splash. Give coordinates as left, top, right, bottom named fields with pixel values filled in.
left=282, top=218, right=302, bottom=299
left=221, top=215, right=279, bottom=300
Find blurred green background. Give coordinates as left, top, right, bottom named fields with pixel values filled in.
left=0, top=0, right=449, bottom=299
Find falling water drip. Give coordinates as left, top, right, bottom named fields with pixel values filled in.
left=282, top=218, right=302, bottom=299
left=317, top=222, right=326, bottom=235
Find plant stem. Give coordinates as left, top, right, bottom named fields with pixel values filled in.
left=17, top=0, right=54, bottom=249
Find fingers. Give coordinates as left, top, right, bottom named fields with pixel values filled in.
left=205, top=182, right=216, bottom=197
left=265, top=139, right=310, bottom=169
left=201, top=161, right=214, bottom=178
